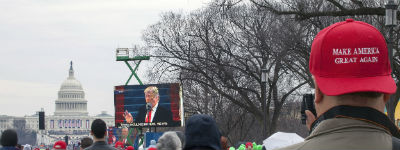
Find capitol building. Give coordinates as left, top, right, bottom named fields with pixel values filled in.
left=0, top=62, right=114, bottom=145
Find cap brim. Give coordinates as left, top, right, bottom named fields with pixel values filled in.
left=314, top=75, right=397, bottom=96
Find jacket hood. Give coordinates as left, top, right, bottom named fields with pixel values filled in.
left=184, top=114, right=221, bottom=150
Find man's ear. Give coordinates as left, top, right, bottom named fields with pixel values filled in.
left=314, top=81, right=324, bottom=104
left=90, top=131, right=94, bottom=136
left=383, top=94, right=391, bottom=103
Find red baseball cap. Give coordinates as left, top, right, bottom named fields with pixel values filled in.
left=147, top=147, right=157, bottom=150
left=245, top=142, right=253, bottom=148
left=310, top=18, right=396, bottom=95
left=115, top=141, right=124, bottom=148
left=126, top=146, right=134, bottom=150
left=53, top=141, right=67, bottom=150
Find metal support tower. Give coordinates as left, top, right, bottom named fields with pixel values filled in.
left=116, top=47, right=149, bottom=149
left=116, top=48, right=150, bottom=85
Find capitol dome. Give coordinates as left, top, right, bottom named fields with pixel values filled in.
left=60, top=77, right=83, bottom=91
left=54, top=61, right=88, bottom=116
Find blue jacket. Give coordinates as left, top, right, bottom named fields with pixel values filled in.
left=0, top=147, right=19, bottom=150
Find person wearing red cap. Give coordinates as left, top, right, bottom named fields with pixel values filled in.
left=245, top=142, right=252, bottom=150
left=277, top=19, right=399, bottom=150
left=53, top=141, right=67, bottom=150
left=220, top=137, right=228, bottom=150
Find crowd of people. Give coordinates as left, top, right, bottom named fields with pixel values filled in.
left=2, top=115, right=259, bottom=150
left=2, top=19, right=400, bottom=150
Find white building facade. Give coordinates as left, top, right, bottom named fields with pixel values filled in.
left=0, top=115, right=16, bottom=133
left=0, top=62, right=114, bottom=145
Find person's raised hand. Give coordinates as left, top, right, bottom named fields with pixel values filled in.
left=124, top=110, right=134, bottom=123
left=112, top=135, right=116, bottom=143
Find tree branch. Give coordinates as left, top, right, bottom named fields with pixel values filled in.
left=327, top=0, right=347, bottom=11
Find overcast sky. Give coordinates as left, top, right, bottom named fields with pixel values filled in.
left=0, top=0, right=212, bottom=117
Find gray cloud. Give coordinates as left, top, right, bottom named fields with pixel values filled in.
left=0, top=0, right=211, bottom=116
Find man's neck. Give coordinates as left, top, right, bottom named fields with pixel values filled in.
left=93, top=137, right=106, bottom=142
left=310, top=105, right=400, bottom=138
left=152, top=102, right=159, bottom=110
left=316, top=95, right=385, bottom=117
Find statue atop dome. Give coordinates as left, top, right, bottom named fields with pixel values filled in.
left=69, top=61, right=74, bottom=78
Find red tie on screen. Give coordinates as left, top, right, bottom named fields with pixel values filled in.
left=145, top=110, right=152, bottom=123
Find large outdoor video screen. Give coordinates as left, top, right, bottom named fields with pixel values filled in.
left=107, top=127, right=164, bottom=149
left=114, top=83, right=183, bottom=127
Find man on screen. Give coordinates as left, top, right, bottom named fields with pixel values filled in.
left=124, top=86, right=174, bottom=125
left=119, top=127, right=134, bottom=146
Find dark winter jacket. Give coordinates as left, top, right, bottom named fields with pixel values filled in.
left=84, top=141, right=116, bottom=150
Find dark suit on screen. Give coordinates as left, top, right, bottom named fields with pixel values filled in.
left=135, top=104, right=174, bottom=126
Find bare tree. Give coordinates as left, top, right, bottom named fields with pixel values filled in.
left=143, top=2, right=311, bottom=142
left=13, top=118, right=37, bottom=145
left=249, top=0, right=388, bottom=20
